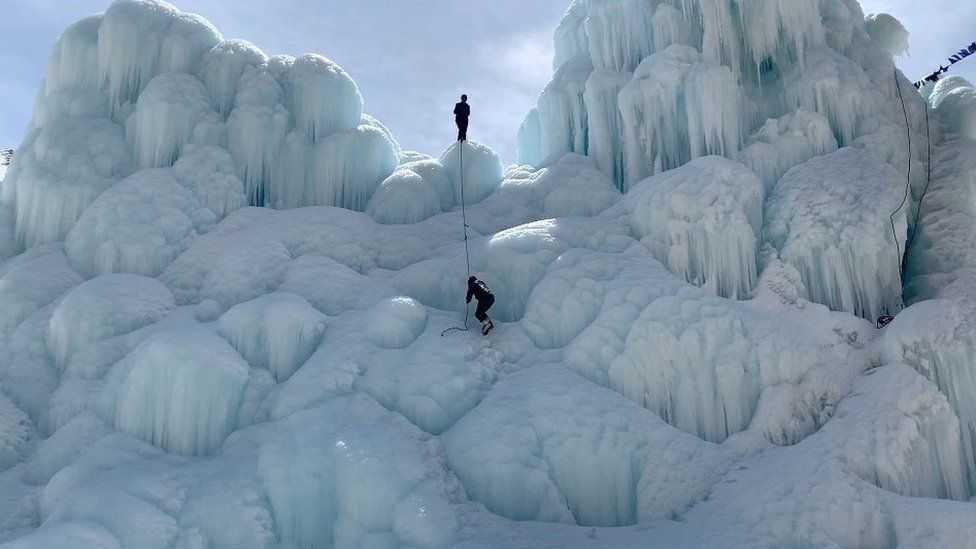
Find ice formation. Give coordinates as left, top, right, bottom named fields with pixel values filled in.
left=366, top=166, right=444, bottom=225
left=863, top=13, right=909, bottom=57
left=626, top=155, right=763, bottom=298
left=216, top=292, right=326, bottom=382
left=929, top=76, right=976, bottom=140
left=0, top=394, right=31, bottom=471
left=366, top=297, right=428, bottom=349
left=517, top=0, right=927, bottom=195
left=4, top=0, right=976, bottom=547
left=114, top=324, right=253, bottom=455
left=765, top=147, right=907, bottom=319
left=438, top=141, right=504, bottom=205
left=47, top=273, right=175, bottom=370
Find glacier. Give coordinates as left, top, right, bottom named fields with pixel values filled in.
left=3, top=0, right=976, bottom=547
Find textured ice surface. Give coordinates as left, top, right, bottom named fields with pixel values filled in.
left=196, top=39, right=268, bottom=117
left=282, top=53, right=362, bottom=141
left=445, top=364, right=732, bottom=526
left=517, top=0, right=924, bottom=194
left=5, top=0, right=976, bottom=547
left=256, top=396, right=459, bottom=547
left=216, top=292, right=325, bottom=382
left=366, top=144, right=501, bottom=225
left=114, top=324, right=253, bottom=455
left=127, top=72, right=218, bottom=168
left=738, top=109, right=838, bottom=190
left=765, top=147, right=906, bottom=320
left=863, top=13, right=909, bottom=57
left=0, top=394, right=31, bottom=472
left=929, top=77, right=976, bottom=140
left=366, top=297, right=427, bottom=349
left=65, top=167, right=216, bottom=278
left=7, top=120, right=129, bottom=250
left=274, top=123, right=400, bottom=211
left=47, top=273, right=174, bottom=370
left=626, top=156, right=763, bottom=298
left=618, top=45, right=742, bottom=188
left=438, top=140, right=504, bottom=205
left=0, top=248, right=83, bottom=336
left=366, top=165, right=443, bottom=225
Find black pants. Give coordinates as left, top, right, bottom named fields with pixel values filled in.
left=456, top=118, right=468, bottom=141
left=474, top=294, right=494, bottom=322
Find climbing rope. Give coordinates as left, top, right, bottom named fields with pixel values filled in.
left=906, top=99, right=933, bottom=259
left=441, top=143, right=472, bottom=336
left=460, top=144, right=472, bottom=279
left=885, top=69, right=934, bottom=322
left=890, top=69, right=912, bottom=282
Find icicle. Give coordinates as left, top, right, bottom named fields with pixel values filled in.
left=115, top=325, right=250, bottom=455
left=226, top=66, right=290, bottom=206
left=127, top=73, right=218, bottom=169
left=197, top=39, right=269, bottom=117
left=583, top=69, right=631, bottom=188
left=12, top=120, right=129, bottom=249
left=765, top=148, right=905, bottom=320
left=537, top=56, right=592, bottom=162
left=627, top=156, right=763, bottom=298
left=281, top=54, right=363, bottom=142
left=618, top=45, right=741, bottom=188
left=552, top=0, right=589, bottom=71
left=584, top=0, right=656, bottom=72
left=516, top=108, right=542, bottom=166
left=97, top=0, right=219, bottom=117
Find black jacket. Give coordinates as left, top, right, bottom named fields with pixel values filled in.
left=454, top=102, right=470, bottom=121
left=466, top=278, right=492, bottom=303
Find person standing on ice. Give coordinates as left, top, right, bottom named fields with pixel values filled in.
left=454, top=94, right=470, bottom=141
left=466, top=275, right=494, bottom=335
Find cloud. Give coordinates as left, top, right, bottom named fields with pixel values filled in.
left=481, top=30, right=555, bottom=87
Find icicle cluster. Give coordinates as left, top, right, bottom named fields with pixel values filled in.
left=2, top=0, right=403, bottom=254
left=518, top=0, right=928, bottom=317
left=518, top=0, right=915, bottom=193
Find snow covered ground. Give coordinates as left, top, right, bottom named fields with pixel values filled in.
left=3, top=0, right=976, bottom=547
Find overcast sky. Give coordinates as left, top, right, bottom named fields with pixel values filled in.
left=2, top=0, right=975, bottom=163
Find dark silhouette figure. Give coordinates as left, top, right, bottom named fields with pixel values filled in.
left=454, top=94, right=470, bottom=141
left=465, top=275, right=494, bottom=334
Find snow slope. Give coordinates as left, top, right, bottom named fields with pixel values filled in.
left=3, top=0, right=976, bottom=547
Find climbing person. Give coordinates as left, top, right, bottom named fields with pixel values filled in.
left=465, top=275, right=494, bottom=335
left=454, top=94, right=470, bottom=141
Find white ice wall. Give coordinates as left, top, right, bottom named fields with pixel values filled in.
left=518, top=0, right=921, bottom=198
